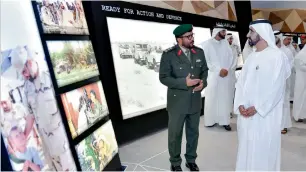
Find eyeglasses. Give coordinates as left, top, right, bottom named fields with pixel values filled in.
left=180, top=33, right=194, bottom=40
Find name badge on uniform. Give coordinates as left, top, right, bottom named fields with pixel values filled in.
left=256, top=65, right=259, bottom=70
left=196, top=59, right=201, bottom=63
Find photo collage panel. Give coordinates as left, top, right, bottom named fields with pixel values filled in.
left=1, top=1, right=76, bottom=171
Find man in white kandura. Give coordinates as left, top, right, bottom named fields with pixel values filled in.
left=290, top=41, right=301, bottom=101
left=201, top=25, right=236, bottom=131
left=226, top=33, right=241, bottom=66
left=276, top=33, right=294, bottom=134
left=292, top=46, right=306, bottom=122
left=234, top=19, right=291, bottom=171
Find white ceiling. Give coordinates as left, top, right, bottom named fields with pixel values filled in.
left=251, top=1, right=306, bottom=9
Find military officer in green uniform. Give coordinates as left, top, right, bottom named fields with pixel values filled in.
left=159, top=24, right=208, bottom=171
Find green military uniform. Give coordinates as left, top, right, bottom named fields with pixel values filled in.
left=159, top=24, right=208, bottom=167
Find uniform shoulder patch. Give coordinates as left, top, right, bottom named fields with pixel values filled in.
left=164, top=46, right=176, bottom=53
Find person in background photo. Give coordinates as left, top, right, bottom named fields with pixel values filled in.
left=11, top=46, right=76, bottom=171
left=292, top=46, right=306, bottom=123
left=234, top=19, right=291, bottom=171
left=7, top=126, right=43, bottom=171
left=0, top=90, right=35, bottom=144
left=201, top=25, right=236, bottom=131
left=159, top=24, right=208, bottom=171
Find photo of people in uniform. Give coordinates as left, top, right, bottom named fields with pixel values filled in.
left=1, top=78, right=47, bottom=171
left=76, top=120, right=119, bottom=171
left=1, top=1, right=76, bottom=170
left=61, top=81, right=109, bottom=138
left=36, top=0, right=89, bottom=35
left=1, top=45, right=76, bottom=171
left=46, top=40, right=99, bottom=87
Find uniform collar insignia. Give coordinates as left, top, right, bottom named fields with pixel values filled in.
left=191, top=48, right=196, bottom=54
left=177, top=49, right=182, bottom=56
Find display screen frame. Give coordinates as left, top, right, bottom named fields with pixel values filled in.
left=106, top=16, right=212, bottom=120
left=80, top=0, right=239, bottom=122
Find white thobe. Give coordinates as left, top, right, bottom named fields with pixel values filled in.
left=234, top=47, right=289, bottom=171
left=290, top=65, right=296, bottom=101
left=289, top=48, right=300, bottom=101
left=292, top=49, right=306, bottom=121
left=280, top=46, right=294, bottom=129
left=201, top=39, right=236, bottom=126
left=242, top=42, right=254, bottom=63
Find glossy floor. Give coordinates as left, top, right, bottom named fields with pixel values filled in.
left=119, top=111, right=306, bottom=171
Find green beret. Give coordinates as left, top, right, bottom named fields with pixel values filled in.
left=173, top=24, right=193, bottom=37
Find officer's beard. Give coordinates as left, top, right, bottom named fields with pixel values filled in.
left=183, top=41, right=194, bottom=49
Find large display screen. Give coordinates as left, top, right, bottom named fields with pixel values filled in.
left=1, top=1, right=76, bottom=171
left=35, top=0, right=89, bottom=35
left=76, top=120, right=118, bottom=171
left=46, top=40, right=100, bottom=87
left=106, top=17, right=211, bottom=119
left=61, top=81, right=109, bottom=138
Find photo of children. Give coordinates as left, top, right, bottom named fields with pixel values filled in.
left=36, top=0, right=89, bottom=35
left=76, top=120, right=119, bottom=171
left=46, top=40, right=99, bottom=87
left=61, top=81, right=109, bottom=138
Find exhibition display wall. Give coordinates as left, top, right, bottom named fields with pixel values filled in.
left=80, top=0, right=250, bottom=144
left=1, top=1, right=252, bottom=169
left=1, top=0, right=121, bottom=171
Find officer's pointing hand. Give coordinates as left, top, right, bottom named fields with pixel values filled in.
left=186, top=73, right=200, bottom=87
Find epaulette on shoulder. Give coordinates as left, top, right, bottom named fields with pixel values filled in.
left=164, top=46, right=176, bottom=53
left=193, top=45, right=203, bottom=51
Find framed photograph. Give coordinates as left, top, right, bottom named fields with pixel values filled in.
left=76, top=120, right=118, bottom=171
left=106, top=17, right=211, bottom=119
left=61, top=81, right=109, bottom=138
left=1, top=1, right=76, bottom=171
left=46, top=40, right=99, bottom=87
left=35, top=0, right=89, bottom=35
